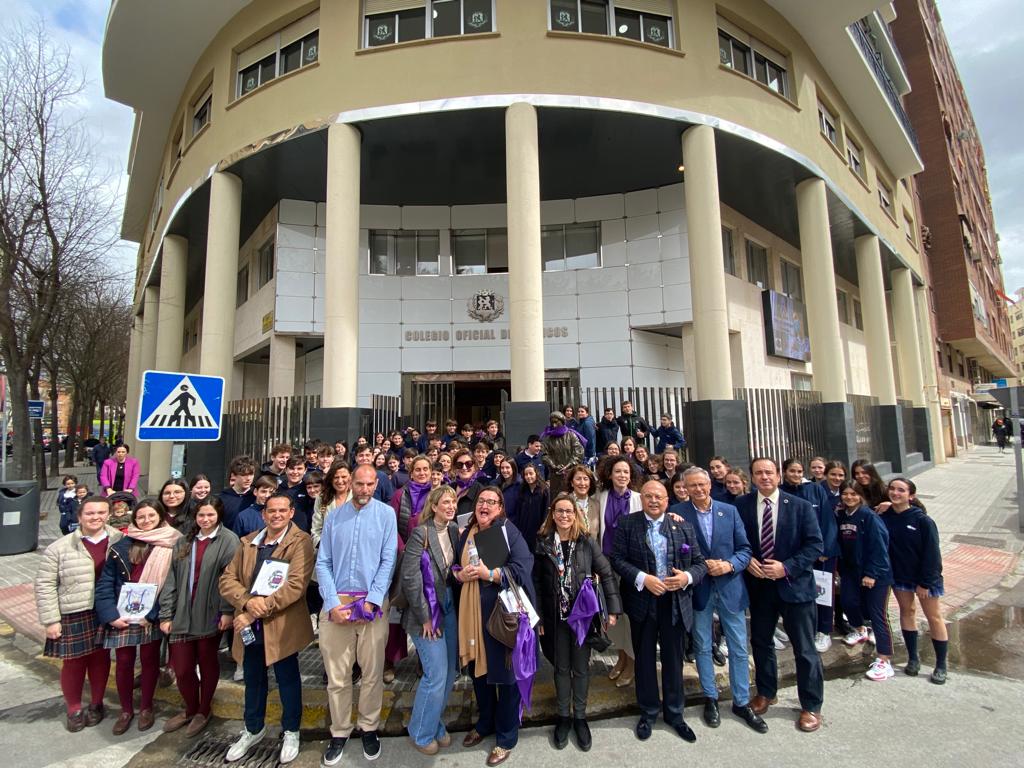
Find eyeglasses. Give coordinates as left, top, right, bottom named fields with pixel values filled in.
left=456, top=460, right=474, bottom=469
left=477, top=498, right=501, bottom=507
left=552, top=508, right=576, bottom=517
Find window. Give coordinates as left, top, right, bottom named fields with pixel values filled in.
left=541, top=222, right=601, bottom=271
left=846, top=134, right=865, bottom=180
left=551, top=1, right=672, bottom=46
left=791, top=373, right=813, bottom=391
left=369, top=230, right=440, bottom=276
left=367, top=1, right=492, bottom=46
left=192, top=91, right=212, bottom=137
left=236, top=265, right=249, bottom=308
left=853, top=298, right=863, bottom=330
left=453, top=228, right=508, bottom=274
left=258, top=239, right=275, bottom=288
left=836, top=289, right=849, bottom=324
left=878, top=178, right=894, bottom=219
left=236, top=10, right=319, bottom=99
left=171, top=122, right=184, bottom=169
left=818, top=100, right=839, bottom=147
left=717, top=17, right=789, bottom=98
left=745, top=240, right=770, bottom=289
left=722, top=227, right=737, bottom=276
left=903, top=210, right=917, bottom=247
left=780, top=259, right=803, bottom=301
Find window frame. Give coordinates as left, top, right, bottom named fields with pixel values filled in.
left=365, top=0, right=495, bottom=47
left=836, top=288, right=849, bottom=325
left=853, top=298, right=863, bottom=331
left=845, top=132, right=866, bottom=182
left=191, top=90, right=212, bottom=138
left=818, top=99, right=840, bottom=148
left=745, top=238, right=771, bottom=290
left=878, top=177, right=895, bottom=220
left=257, top=239, right=275, bottom=288
left=235, top=10, right=320, bottom=101
left=368, top=229, right=441, bottom=276
left=452, top=227, right=508, bottom=275
left=550, top=1, right=674, bottom=48
left=540, top=221, right=602, bottom=272
left=717, top=16, right=790, bottom=99
left=779, top=258, right=803, bottom=302
left=236, top=264, right=250, bottom=308
left=721, top=226, right=737, bottom=277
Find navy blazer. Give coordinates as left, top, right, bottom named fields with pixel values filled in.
left=735, top=489, right=823, bottom=604
left=610, top=511, right=707, bottom=629
left=676, top=500, right=752, bottom=614
left=782, top=481, right=839, bottom=558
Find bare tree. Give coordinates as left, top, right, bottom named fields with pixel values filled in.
left=0, top=19, right=118, bottom=480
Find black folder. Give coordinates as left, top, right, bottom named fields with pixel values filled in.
left=474, top=524, right=510, bottom=568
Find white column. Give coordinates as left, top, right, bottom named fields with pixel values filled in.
left=892, top=268, right=925, bottom=406
left=506, top=102, right=545, bottom=402
left=149, top=235, right=188, bottom=486
left=855, top=235, right=897, bottom=406
left=199, top=172, right=242, bottom=390
left=135, top=286, right=159, bottom=490
left=916, top=284, right=946, bottom=462
left=268, top=334, right=297, bottom=397
left=323, top=123, right=361, bottom=408
left=682, top=125, right=732, bottom=400
left=796, top=178, right=846, bottom=403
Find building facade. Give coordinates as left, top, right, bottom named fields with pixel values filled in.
left=104, top=0, right=942, bottom=486
left=1010, top=289, right=1024, bottom=378
left=892, top=0, right=1014, bottom=454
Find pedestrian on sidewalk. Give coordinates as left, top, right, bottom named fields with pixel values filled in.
left=219, top=493, right=314, bottom=764
left=159, top=497, right=240, bottom=737
left=99, top=444, right=139, bottom=498
left=35, top=495, right=124, bottom=733
left=992, top=418, right=1010, bottom=452
left=880, top=478, right=949, bottom=685
left=534, top=493, right=622, bottom=751
left=836, top=482, right=895, bottom=681
left=57, top=475, right=79, bottom=535
left=94, top=498, right=182, bottom=736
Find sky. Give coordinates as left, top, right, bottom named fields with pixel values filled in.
left=1, top=0, right=1021, bottom=290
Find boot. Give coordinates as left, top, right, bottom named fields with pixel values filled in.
left=553, top=716, right=571, bottom=750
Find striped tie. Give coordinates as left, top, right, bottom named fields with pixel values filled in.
left=760, top=498, right=774, bottom=560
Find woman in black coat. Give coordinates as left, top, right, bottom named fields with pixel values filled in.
left=508, top=464, right=549, bottom=556
left=534, top=493, right=621, bottom=752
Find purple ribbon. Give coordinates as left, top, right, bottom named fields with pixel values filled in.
left=337, top=592, right=383, bottom=622
left=512, top=612, right=537, bottom=721
left=420, top=549, right=442, bottom=632
left=603, top=489, right=631, bottom=556
left=566, top=578, right=599, bottom=647
left=540, top=423, right=588, bottom=447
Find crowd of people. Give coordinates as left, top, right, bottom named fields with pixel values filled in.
left=35, top=400, right=947, bottom=765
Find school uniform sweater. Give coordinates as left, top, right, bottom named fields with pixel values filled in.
left=837, top=505, right=893, bottom=584
left=880, top=505, right=942, bottom=591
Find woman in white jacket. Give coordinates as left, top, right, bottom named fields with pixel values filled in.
left=35, top=495, right=124, bottom=732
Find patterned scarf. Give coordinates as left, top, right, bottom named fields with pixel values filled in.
left=125, top=524, right=182, bottom=590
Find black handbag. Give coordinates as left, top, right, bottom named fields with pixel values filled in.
left=583, top=575, right=611, bottom=651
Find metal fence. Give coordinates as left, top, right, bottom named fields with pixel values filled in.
left=370, top=394, right=402, bottom=439
left=734, top=388, right=825, bottom=464
left=223, top=395, right=321, bottom=463
left=544, top=384, right=691, bottom=428
left=849, top=393, right=882, bottom=462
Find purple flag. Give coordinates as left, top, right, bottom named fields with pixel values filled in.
left=512, top=612, right=537, bottom=721
left=420, top=549, right=442, bottom=632
left=566, top=578, right=600, bottom=647
left=336, top=592, right=384, bottom=622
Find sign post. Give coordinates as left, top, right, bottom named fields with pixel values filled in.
left=987, top=386, right=1024, bottom=533
left=27, top=400, right=44, bottom=420
left=136, top=370, right=225, bottom=442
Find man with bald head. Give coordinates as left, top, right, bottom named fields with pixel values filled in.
left=317, top=464, right=398, bottom=765
left=611, top=480, right=706, bottom=743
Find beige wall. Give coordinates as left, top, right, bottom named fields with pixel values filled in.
left=134, top=0, right=920, bottom=302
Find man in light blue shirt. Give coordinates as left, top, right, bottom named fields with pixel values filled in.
left=317, top=464, right=397, bottom=765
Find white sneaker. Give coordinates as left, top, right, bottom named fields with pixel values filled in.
left=773, top=628, right=787, bottom=649
left=867, top=628, right=876, bottom=645
left=865, top=658, right=894, bottom=681
left=233, top=665, right=245, bottom=683
left=718, top=639, right=729, bottom=658
left=814, top=632, right=832, bottom=653
left=226, top=727, right=267, bottom=762
left=843, top=628, right=869, bottom=647
left=280, top=730, right=300, bottom=764
left=775, top=628, right=789, bottom=643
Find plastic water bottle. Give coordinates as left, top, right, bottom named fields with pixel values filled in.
left=240, top=625, right=256, bottom=646
left=468, top=541, right=481, bottom=567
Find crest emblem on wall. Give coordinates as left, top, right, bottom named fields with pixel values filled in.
left=467, top=290, right=505, bottom=322
left=468, top=11, right=488, bottom=28
left=557, top=10, right=573, bottom=27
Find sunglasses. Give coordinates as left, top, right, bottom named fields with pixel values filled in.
left=456, top=460, right=475, bottom=469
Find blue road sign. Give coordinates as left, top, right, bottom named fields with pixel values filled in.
left=27, top=400, right=44, bottom=419
left=137, top=370, right=224, bottom=442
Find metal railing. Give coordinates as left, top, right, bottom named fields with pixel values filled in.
left=370, top=394, right=402, bottom=439
left=849, top=19, right=920, bottom=153
left=734, top=388, right=825, bottom=464
left=223, top=395, right=321, bottom=463
left=848, top=393, right=882, bottom=462
left=899, top=399, right=920, bottom=456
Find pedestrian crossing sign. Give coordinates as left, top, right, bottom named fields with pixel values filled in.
left=137, top=370, right=225, bottom=442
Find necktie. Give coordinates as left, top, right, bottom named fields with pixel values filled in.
left=647, top=519, right=668, bottom=579
left=760, top=498, right=774, bottom=560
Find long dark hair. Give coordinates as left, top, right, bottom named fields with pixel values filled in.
left=887, top=476, right=927, bottom=513
left=836, top=480, right=866, bottom=511
left=851, top=460, right=887, bottom=508
left=177, top=496, right=225, bottom=560
left=499, top=458, right=519, bottom=491
left=321, top=461, right=352, bottom=507
left=128, top=497, right=168, bottom=564
left=519, top=462, right=549, bottom=494
left=598, top=456, right=640, bottom=492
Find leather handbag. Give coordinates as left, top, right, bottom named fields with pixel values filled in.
left=583, top=574, right=611, bottom=651
left=487, top=580, right=524, bottom=649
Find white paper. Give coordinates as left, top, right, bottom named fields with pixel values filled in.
left=499, top=585, right=540, bottom=629
left=117, top=582, right=158, bottom=623
left=251, top=559, right=291, bottom=596
left=814, top=569, right=833, bottom=607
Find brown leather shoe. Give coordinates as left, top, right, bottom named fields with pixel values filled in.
left=163, top=711, right=190, bottom=733
left=112, top=711, right=134, bottom=736
left=138, top=709, right=155, bottom=731
left=185, top=714, right=210, bottom=738
left=750, top=695, right=778, bottom=716
left=797, top=710, right=822, bottom=732
left=437, top=732, right=452, bottom=748
left=487, top=746, right=511, bottom=766
left=84, top=704, right=105, bottom=727
left=462, top=729, right=484, bottom=747
left=65, top=710, right=85, bottom=733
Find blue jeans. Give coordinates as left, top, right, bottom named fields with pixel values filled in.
left=242, top=644, right=302, bottom=733
left=692, top=591, right=750, bottom=706
left=407, top=588, right=458, bottom=747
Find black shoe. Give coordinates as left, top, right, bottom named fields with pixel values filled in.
left=711, top=646, right=726, bottom=666
left=362, top=731, right=381, bottom=761
left=672, top=720, right=697, bottom=743
left=553, top=717, right=571, bottom=750
left=703, top=700, right=720, bottom=728
left=635, top=718, right=652, bottom=741
left=905, top=659, right=921, bottom=677
left=684, top=650, right=695, bottom=663
left=322, top=737, right=346, bottom=767
left=929, top=667, right=947, bottom=685
left=731, top=704, right=769, bottom=734
left=573, top=718, right=592, bottom=752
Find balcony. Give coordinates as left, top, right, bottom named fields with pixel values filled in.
left=849, top=19, right=919, bottom=155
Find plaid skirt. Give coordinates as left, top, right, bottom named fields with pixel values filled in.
left=102, top=621, right=160, bottom=650
left=43, top=610, right=103, bottom=660
left=893, top=579, right=945, bottom=598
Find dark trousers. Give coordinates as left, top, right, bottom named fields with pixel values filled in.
left=242, top=644, right=302, bottom=733
left=552, top=620, right=592, bottom=717
left=749, top=586, right=824, bottom=713
left=169, top=635, right=221, bottom=717
left=839, top=574, right=895, bottom=656
left=630, top=595, right=685, bottom=725
left=470, top=664, right=522, bottom=750
left=814, top=558, right=837, bottom=634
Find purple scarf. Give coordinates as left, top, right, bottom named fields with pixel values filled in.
left=406, top=481, right=432, bottom=528
left=337, top=592, right=383, bottom=622
left=420, top=549, right=441, bottom=632
left=454, top=475, right=476, bottom=496
left=512, top=612, right=537, bottom=720
left=603, top=489, right=632, bottom=556
left=566, top=578, right=600, bottom=646
left=540, top=423, right=588, bottom=447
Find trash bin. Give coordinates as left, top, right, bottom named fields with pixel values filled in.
left=0, top=481, right=40, bottom=556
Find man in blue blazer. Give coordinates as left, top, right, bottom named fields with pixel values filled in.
left=736, top=458, right=825, bottom=733
left=678, top=468, right=766, bottom=734
left=612, top=480, right=707, bottom=743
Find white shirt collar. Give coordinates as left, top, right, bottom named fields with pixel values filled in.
left=757, top=488, right=781, bottom=507
left=253, top=524, right=289, bottom=546
left=82, top=530, right=109, bottom=544
left=197, top=525, right=220, bottom=541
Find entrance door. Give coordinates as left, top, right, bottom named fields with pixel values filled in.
left=453, top=380, right=508, bottom=428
